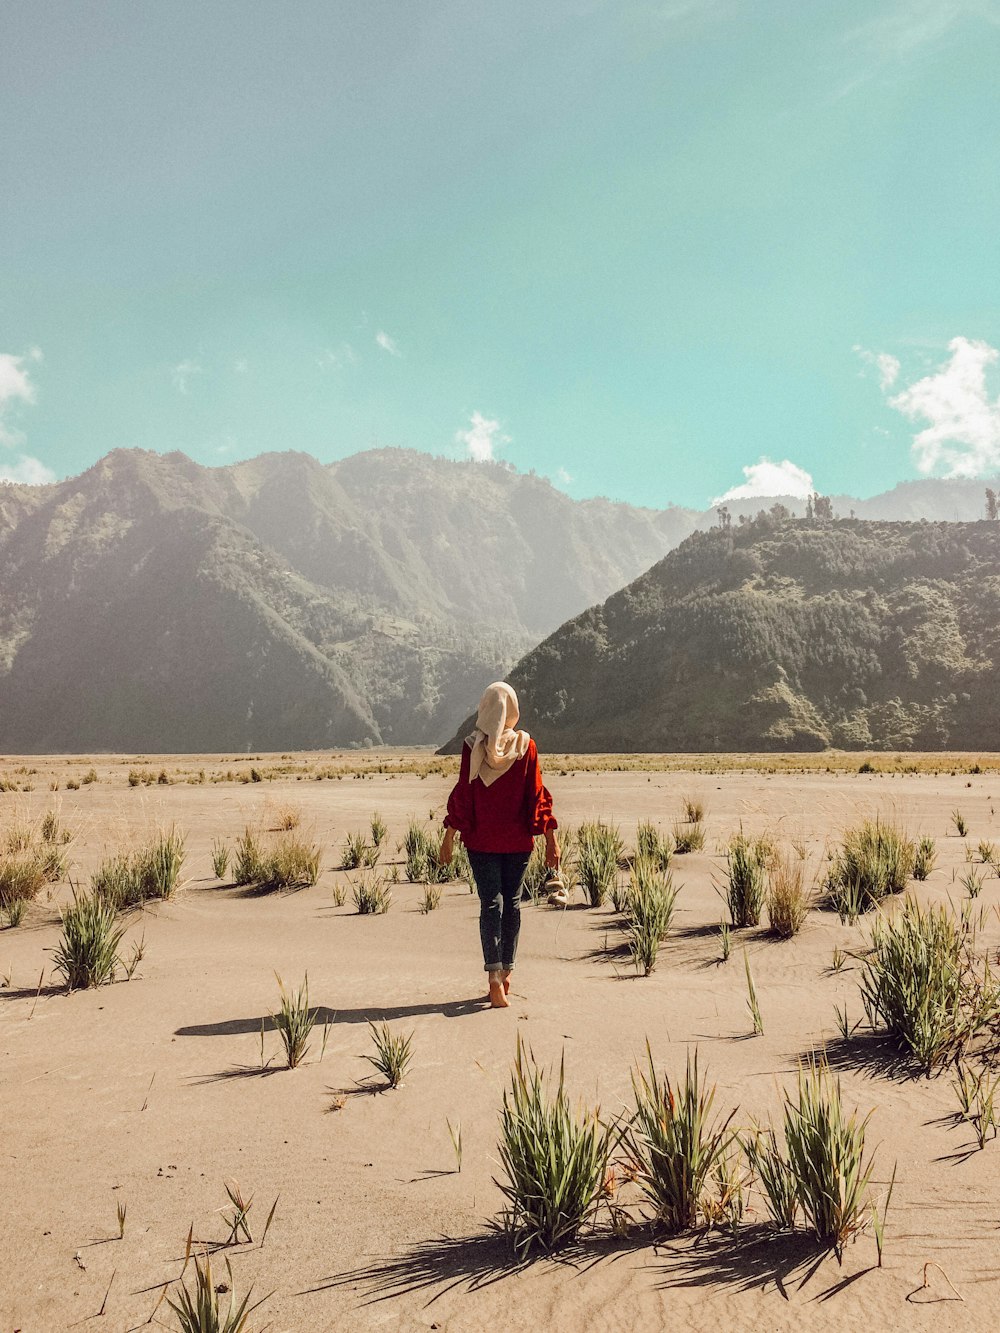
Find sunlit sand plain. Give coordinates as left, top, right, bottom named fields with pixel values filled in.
left=2, top=750, right=999, bottom=1332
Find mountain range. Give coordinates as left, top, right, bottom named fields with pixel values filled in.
left=2, top=447, right=998, bottom=752
left=0, top=447, right=691, bottom=750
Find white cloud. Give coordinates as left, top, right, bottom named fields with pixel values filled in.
left=854, top=344, right=900, bottom=390
left=836, top=1, right=1000, bottom=98
left=0, top=349, right=41, bottom=446
left=556, top=466, right=573, bottom=485
left=884, top=336, right=1000, bottom=477
left=0, top=454, right=56, bottom=485
left=171, top=360, right=204, bottom=394
left=375, top=331, right=400, bottom=356
left=712, top=458, right=815, bottom=505
left=456, top=411, right=509, bottom=463
left=317, top=343, right=356, bottom=371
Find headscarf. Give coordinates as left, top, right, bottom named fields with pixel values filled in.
left=466, top=681, right=531, bottom=787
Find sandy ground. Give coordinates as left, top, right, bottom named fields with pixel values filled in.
left=2, top=756, right=1000, bottom=1332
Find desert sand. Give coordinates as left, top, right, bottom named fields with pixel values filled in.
left=2, top=753, right=999, bottom=1332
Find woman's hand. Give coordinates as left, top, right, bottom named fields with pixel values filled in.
left=438, top=828, right=455, bottom=866
left=544, top=829, right=560, bottom=870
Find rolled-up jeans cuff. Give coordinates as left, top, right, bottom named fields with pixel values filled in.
left=484, top=962, right=502, bottom=973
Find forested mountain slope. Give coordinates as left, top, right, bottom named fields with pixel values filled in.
left=444, top=518, right=1000, bottom=752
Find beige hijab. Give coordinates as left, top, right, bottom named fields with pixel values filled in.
left=466, top=681, right=531, bottom=787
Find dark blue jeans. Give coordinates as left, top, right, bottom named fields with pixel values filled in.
left=467, top=850, right=530, bottom=973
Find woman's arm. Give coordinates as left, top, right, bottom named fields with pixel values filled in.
left=525, top=742, right=560, bottom=866
left=440, top=744, right=473, bottom=863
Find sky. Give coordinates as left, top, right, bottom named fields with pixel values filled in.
left=2, top=0, right=1000, bottom=508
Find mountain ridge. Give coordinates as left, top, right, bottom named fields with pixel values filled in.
left=441, top=516, right=1000, bottom=754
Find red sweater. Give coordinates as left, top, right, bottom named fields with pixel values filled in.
left=444, top=738, right=558, bottom=853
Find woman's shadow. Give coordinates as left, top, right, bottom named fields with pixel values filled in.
left=174, top=996, right=485, bottom=1040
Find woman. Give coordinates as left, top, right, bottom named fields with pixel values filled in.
left=438, top=681, right=559, bottom=1008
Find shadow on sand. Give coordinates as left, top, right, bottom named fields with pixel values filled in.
left=300, top=1231, right=637, bottom=1306
left=300, top=1224, right=868, bottom=1311
left=653, top=1226, right=874, bottom=1303
left=175, top=996, right=486, bottom=1039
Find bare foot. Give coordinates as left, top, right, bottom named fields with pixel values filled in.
left=489, top=976, right=510, bottom=1008
left=501, top=970, right=512, bottom=995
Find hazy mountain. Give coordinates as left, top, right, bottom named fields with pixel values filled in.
left=0, top=447, right=695, bottom=751
left=443, top=517, right=1000, bottom=753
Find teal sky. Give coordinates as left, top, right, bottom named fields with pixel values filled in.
left=2, top=1, right=1000, bottom=507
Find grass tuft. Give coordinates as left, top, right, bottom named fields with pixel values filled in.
left=625, top=861, right=679, bottom=975
left=167, top=1249, right=270, bottom=1333
left=723, top=831, right=769, bottom=927
left=783, top=1056, right=881, bottom=1263
left=91, top=827, right=186, bottom=910
left=211, top=840, right=230, bottom=880
left=858, top=897, right=1000, bottom=1072
left=496, top=1037, right=612, bottom=1257
left=353, top=873, right=392, bottom=914
left=912, top=835, right=937, bottom=881
left=626, top=1046, right=736, bottom=1233
left=52, top=891, right=127, bottom=990
left=825, top=819, right=914, bottom=921
left=672, top=820, right=706, bottom=854
left=272, top=973, right=315, bottom=1068
left=577, top=821, right=622, bottom=907
left=363, top=1021, right=413, bottom=1088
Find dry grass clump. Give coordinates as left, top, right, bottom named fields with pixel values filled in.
left=766, top=851, right=813, bottom=938
left=0, top=809, right=72, bottom=910
left=824, top=819, right=915, bottom=922
left=578, top=821, right=623, bottom=906
left=857, top=898, right=1000, bottom=1072
left=232, top=827, right=264, bottom=885
left=261, top=835, right=321, bottom=891
left=52, top=891, right=128, bottom=990
left=4, top=897, right=28, bottom=927
left=231, top=826, right=319, bottom=892
left=496, top=1038, right=613, bottom=1257
left=353, top=872, right=392, bottom=914
left=91, top=827, right=186, bottom=909
left=0, top=849, right=47, bottom=912
left=672, top=820, right=705, bottom=854
left=273, top=804, right=301, bottom=831
left=722, top=831, right=770, bottom=927
left=682, top=795, right=706, bottom=823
